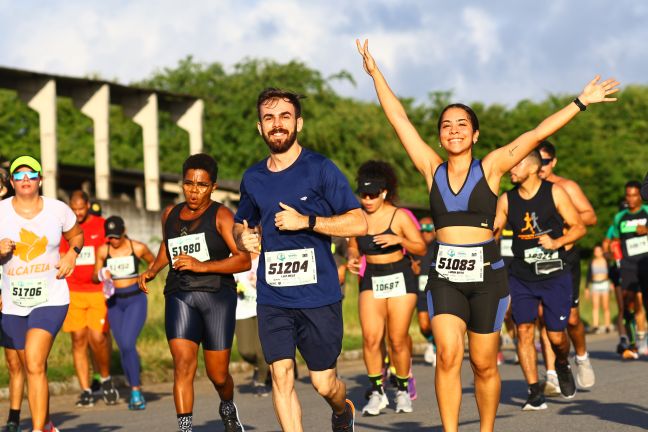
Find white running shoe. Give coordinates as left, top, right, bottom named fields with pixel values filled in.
left=394, top=390, right=413, bottom=413
left=575, top=356, right=595, bottom=389
left=424, top=343, right=436, bottom=366
left=543, top=373, right=561, bottom=397
left=638, top=337, right=648, bottom=356
left=362, top=391, right=388, bottom=416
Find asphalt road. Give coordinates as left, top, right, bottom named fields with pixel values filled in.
left=4, top=333, right=648, bottom=431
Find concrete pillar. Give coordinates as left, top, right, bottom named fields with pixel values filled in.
left=124, top=93, right=160, bottom=211
left=172, top=99, right=204, bottom=155
left=18, top=79, right=57, bottom=197
left=74, top=84, right=111, bottom=200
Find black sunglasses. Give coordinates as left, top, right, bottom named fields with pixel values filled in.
left=541, top=158, right=553, bottom=166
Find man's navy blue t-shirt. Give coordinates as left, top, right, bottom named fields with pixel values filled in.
left=234, top=148, right=360, bottom=308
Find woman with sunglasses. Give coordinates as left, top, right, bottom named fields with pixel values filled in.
left=347, top=160, right=426, bottom=416
left=93, top=215, right=155, bottom=410
left=0, top=155, right=83, bottom=432
left=356, top=39, right=619, bottom=431
left=139, top=153, right=250, bottom=432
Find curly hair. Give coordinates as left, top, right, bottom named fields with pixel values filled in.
left=357, top=160, right=399, bottom=202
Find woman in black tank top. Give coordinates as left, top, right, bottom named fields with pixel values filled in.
left=357, top=39, right=619, bottom=431
left=139, top=154, right=251, bottom=431
left=347, top=161, right=426, bottom=414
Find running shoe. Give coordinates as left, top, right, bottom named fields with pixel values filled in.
left=555, top=362, right=577, bottom=399
left=219, top=400, right=245, bottom=432
left=3, top=422, right=20, bottom=432
left=408, top=375, right=417, bottom=401
left=128, top=389, right=146, bottom=410
left=522, top=388, right=547, bottom=411
left=394, top=390, right=413, bottom=413
left=616, top=337, right=629, bottom=355
left=543, top=373, right=561, bottom=397
left=43, top=422, right=59, bottom=432
left=575, top=356, right=595, bottom=388
left=622, top=348, right=639, bottom=360
left=638, top=337, right=648, bottom=356
left=101, top=378, right=119, bottom=405
left=75, top=389, right=95, bottom=408
left=332, top=399, right=355, bottom=432
left=423, top=343, right=436, bottom=366
left=362, top=391, right=388, bottom=416
left=513, top=353, right=520, bottom=365
left=253, top=382, right=270, bottom=397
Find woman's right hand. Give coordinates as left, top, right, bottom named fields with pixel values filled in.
left=138, top=269, right=158, bottom=294
left=347, top=257, right=361, bottom=275
left=356, top=39, right=378, bottom=76
left=0, top=238, right=14, bottom=257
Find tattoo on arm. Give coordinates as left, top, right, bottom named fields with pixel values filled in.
left=508, top=145, right=519, bottom=157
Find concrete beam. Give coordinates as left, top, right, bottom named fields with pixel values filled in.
left=124, top=93, right=160, bottom=211
left=172, top=99, right=204, bottom=155
left=73, top=84, right=111, bottom=200
left=17, top=79, right=58, bottom=197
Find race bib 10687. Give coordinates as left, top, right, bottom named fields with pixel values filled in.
left=371, top=272, right=407, bottom=299
left=264, top=248, right=317, bottom=287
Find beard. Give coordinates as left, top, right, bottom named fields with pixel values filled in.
left=262, top=126, right=298, bottom=154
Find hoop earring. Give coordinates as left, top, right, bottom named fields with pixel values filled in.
left=382, top=193, right=387, bottom=200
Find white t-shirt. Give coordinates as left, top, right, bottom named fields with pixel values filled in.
left=0, top=197, right=76, bottom=316
left=234, top=257, right=259, bottom=321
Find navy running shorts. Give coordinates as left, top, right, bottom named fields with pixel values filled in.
left=165, top=288, right=237, bottom=351
left=1, top=305, right=69, bottom=350
left=425, top=239, right=510, bottom=334
left=509, top=272, right=573, bottom=332
left=257, top=302, right=343, bottom=371
left=565, top=247, right=581, bottom=307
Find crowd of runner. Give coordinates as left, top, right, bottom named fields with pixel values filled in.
left=0, top=39, right=644, bottom=432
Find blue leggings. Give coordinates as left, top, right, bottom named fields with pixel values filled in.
left=107, top=283, right=147, bottom=387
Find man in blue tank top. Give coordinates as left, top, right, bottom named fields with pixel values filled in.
left=494, top=150, right=586, bottom=411
left=233, top=88, right=367, bottom=432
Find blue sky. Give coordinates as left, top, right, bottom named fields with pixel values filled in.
left=1, top=0, right=646, bottom=106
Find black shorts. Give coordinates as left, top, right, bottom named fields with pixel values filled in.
left=416, top=274, right=429, bottom=313
left=359, top=258, right=418, bottom=297
left=165, top=289, right=237, bottom=351
left=564, top=247, right=581, bottom=307
left=620, top=257, right=648, bottom=293
left=425, top=239, right=510, bottom=334
left=257, top=302, right=343, bottom=371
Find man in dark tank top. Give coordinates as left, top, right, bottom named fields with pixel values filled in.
left=494, top=150, right=586, bottom=411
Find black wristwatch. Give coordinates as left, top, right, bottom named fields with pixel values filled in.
left=573, top=97, right=587, bottom=111
left=73, top=246, right=83, bottom=255
left=307, top=215, right=317, bottom=231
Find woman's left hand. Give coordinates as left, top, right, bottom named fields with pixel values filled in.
left=172, top=254, right=204, bottom=272
left=578, top=75, right=620, bottom=106
left=373, top=234, right=402, bottom=248
left=56, top=253, right=77, bottom=279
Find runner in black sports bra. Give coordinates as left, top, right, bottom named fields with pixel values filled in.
left=347, top=160, right=426, bottom=415
left=357, top=37, right=619, bottom=432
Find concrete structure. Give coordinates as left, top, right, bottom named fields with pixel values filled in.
left=0, top=66, right=204, bottom=211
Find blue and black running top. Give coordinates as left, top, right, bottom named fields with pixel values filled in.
left=429, top=159, right=497, bottom=231
left=235, top=148, right=360, bottom=309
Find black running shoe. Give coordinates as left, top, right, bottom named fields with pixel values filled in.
left=555, top=362, right=577, bottom=399
left=75, top=390, right=95, bottom=408
left=3, top=421, right=20, bottom=432
left=90, top=376, right=102, bottom=394
left=219, top=400, right=244, bottom=432
left=331, top=399, right=355, bottom=432
left=522, top=388, right=547, bottom=411
left=101, top=378, right=119, bottom=405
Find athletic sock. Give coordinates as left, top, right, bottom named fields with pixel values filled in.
left=575, top=353, right=588, bottom=362
left=100, top=375, right=112, bottom=383
left=92, top=372, right=101, bottom=381
left=623, top=309, right=637, bottom=345
left=7, top=409, right=20, bottom=424
left=395, top=375, right=409, bottom=392
left=546, top=369, right=557, bottom=377
left=528, top=382, right=541, bottom=395
left=368, top=374, right=384, bottom=393
left=177, top=413, right=193, bottom=432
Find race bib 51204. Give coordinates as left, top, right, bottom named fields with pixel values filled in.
left=264, top=248, right=317, bottom=287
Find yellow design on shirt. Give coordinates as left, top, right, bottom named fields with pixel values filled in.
left=14, top=228, right=48, bottom=262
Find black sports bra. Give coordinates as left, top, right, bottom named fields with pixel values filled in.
left=428, top=159, right=497, bottom=230
left=357, top=209, right=403, bottom=255
left=106, top=239, right=140, bottom=280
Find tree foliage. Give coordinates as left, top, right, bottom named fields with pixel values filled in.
left=0, top=58, right=645, bottom=250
